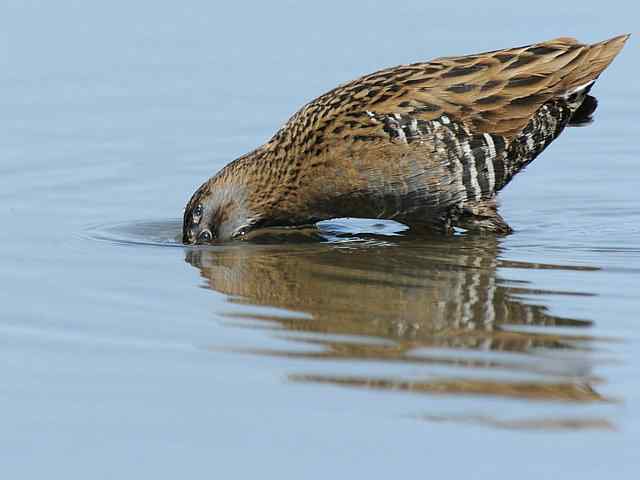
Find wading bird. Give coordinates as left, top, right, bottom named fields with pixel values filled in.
left=183, top=35, right=628, bottom=244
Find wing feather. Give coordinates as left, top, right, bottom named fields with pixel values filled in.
left=280, top=35, right=629, bottom=143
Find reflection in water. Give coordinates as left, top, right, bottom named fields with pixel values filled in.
left=185, top=230, right=615, bottom=430
left=415, top=414, right=615, bottom=431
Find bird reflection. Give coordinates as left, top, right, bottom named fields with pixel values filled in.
left=185, top=227, right=614, bottom=428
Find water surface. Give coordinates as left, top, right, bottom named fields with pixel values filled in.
left=2, top=1, right=640, bottom=478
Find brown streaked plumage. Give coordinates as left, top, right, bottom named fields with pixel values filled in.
left=183, top=35, right=629, bottom=244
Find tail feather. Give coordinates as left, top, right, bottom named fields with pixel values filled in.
left=558, top=35, right=629, bottom=126
left=569, top=94, right=598, bottom=126
left=496, top=35, right=629, bottom=186
left=559, top=34, right=630, bottom=95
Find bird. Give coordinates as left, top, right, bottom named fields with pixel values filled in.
left=183, top=34, right=629, bottom=244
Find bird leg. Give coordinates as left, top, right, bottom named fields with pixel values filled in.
left=455, top=198, right=513, bottom=235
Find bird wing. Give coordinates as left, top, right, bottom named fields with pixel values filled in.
left=288, top=35, right=629, bottom=141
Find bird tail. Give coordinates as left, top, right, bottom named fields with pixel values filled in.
left=494, top=34, right=630, bottom=190
left=562, top=34, right=630, bottom=90
left=562, top=34, right=630, bottom=125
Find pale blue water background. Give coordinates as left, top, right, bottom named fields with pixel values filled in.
left=1, top=0, right=640, bottom=478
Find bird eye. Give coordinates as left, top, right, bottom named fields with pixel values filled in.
left=198, top=229, right=213, bottom=242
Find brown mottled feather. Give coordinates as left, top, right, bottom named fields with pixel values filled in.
left=278, top=35, right=628, bottom=140
left=183, top=35, right=629, bottom=243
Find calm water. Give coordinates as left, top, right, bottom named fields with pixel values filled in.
left=2, top=1, right=640, bottom=477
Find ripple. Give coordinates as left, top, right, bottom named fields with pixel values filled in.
left=83, top=219, right=184, bottom=247
left=83, top=218, right=411, bottom=248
